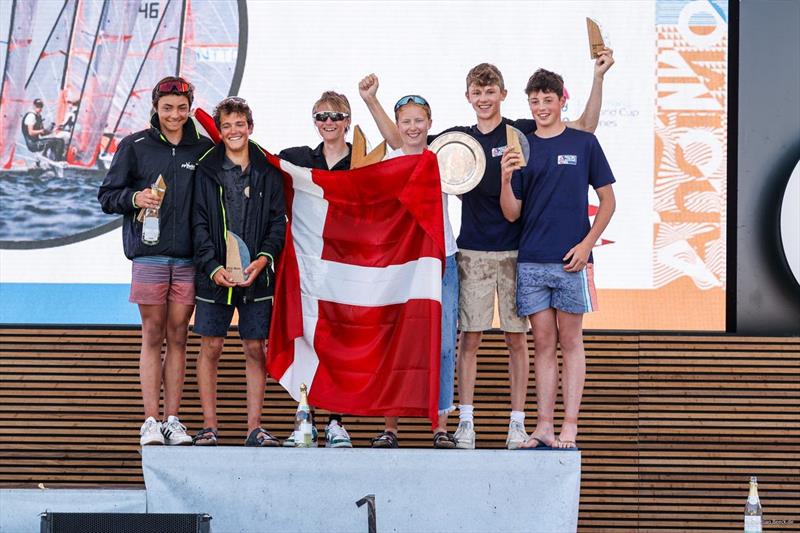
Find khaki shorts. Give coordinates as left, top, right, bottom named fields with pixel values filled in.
left=457, top=249, right=529, bottom=333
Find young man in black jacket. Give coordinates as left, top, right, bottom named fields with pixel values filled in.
left=192, top=97, right=286, bottom=446
left=98, top=76, right=213, bottom=446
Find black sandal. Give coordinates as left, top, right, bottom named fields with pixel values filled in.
left=245, top=427, right=280, bottom=447
left=433, top=431, right=457, bottom=449
left=193, top=428, right=218, bottom=446
left=370, top=431, right=399, bottom=448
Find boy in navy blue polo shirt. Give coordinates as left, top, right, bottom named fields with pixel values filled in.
left=500, top=69, right=616, bottom=449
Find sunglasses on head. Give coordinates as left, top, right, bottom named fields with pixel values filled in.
left=312, top=111, right=349, bottom=122
left=157, top=80, right=192, bottom=95
left=220, top=96, right=247, bottom=105
left=394, top=95, right=429, bottom=111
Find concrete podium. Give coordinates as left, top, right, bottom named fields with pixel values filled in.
left=142, top=447, right=581, bottom=532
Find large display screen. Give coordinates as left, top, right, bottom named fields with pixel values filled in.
left=0, top=0, right=729, bottom=330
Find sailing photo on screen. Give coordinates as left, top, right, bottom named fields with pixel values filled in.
left=0, top=0, right=246, bottom=245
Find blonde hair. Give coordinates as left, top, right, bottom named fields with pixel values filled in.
left=312, top=91, right=351, bottom=115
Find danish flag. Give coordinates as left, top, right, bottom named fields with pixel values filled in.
left=265, top=151, right=445, bottom=426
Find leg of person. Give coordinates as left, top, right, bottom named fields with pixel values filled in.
left=515, top=262, right=557, bottom=449
left=130, top=258, right=171, bottom=445
left=239, top=300, right=279, bottom=447
left=192, top=299, right=234, bottom=446
left=160, top=261, right=195, bottom=445
left=371, top=417, right=400, bottom=448
left=523, top=308, right=558, bottom=448
left=243, top=337, right=267, bottom=432
left=162, top=262, right=195, bottom=419
left=554, top=310, right=585, bottom=449
left=138, top=304, right=167, bottom=445
left=196, top=335, right=224, bottom=445
left=434, top=254, right=458, bottom=449
left=550, top=264, right=597, bottom=449
left=454, top=250, right=495, bottom=449
left=498, top=251, right=531, bottom=449
left=159, top=259, right=194, bottom=444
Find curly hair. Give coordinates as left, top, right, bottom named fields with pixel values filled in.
left=213, top=96, right=253, bottom=129
left=466, top=63, right=505, bottom=91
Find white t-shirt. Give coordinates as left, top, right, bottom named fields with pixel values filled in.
left=384, top=147, right=458, bottom=256
left=23, top=113, right=37, bottom=127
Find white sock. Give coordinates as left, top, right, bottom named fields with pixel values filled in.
left=510, top=411, right=525, bottom=425
left=458, top=404, right=474, bottom=422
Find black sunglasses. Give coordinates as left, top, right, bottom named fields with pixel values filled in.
left=312, top=111, right=349, bottom=122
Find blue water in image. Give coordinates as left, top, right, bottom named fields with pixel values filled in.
left=0, top=169, right=118, bottom=243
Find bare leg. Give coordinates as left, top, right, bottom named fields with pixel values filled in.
left=522, top=309, right=558, bottom=447
left=555, top=310, right=585, bottom=448
left=138, top=304, right=167, bottom=419
left=434, top=412, right=449, bottom=434
left=242, top=338, right=267, bottom=432
left=162, top=302, right=193, bottom=418
left=505, top=331, right=530, bottom=412
left=457, top=331, right=483, bottom=406
left=384, top=416, right=399, bottom=434
left=197, top=336, right=225, bottom=430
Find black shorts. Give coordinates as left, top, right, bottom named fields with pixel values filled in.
left=193, top=299, right=272, bottom=340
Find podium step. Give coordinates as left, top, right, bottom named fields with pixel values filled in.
left=142, top=446, right=581, bottom=533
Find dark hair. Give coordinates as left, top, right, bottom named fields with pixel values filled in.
left=524, top=69, right=564, bottom=99
left=151, top=76, right=194, bottom=107
left=33, top=98, right=44, bottom=108
left=466, top=63, right=505, bottom=91
left=213, top=96, right=254, bottom=129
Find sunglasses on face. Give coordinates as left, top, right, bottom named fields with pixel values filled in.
left=394, top=95, right=429, bottom=111
left=157, top=80, right=192, bottom=95
left=312, top=111, right=349, bottom=122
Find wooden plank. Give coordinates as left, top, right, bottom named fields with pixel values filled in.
left=1, top=328, right=799, bottom=533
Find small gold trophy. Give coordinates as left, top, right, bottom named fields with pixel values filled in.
left=293, top=383, right=314, bottom=447
left=225, top=232, right=250, bottom=284
left=506, top=125, right=526, bottom=170
left=350, top=125, right=386, bottom=169
left=586, top=18, right=606, bottom=59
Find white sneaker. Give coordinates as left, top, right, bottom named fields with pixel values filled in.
left=325, top=420, right=353, bottom=448
left=506, top=420, right=528, bottom=450
left=161, top=415, right=192, bottom=445
left=454, top=420, right=476, bottom=449
left=140, top=416, right=164, bottom=446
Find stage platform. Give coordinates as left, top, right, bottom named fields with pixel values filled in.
left=1, top=328, right=798, bottom=531
left=143, top=446, right=580, bottom=532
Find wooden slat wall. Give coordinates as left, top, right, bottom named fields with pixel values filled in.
left=1, top=328, right=798, bottom=532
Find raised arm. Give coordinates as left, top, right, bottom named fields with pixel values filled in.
left=564, top=48, right=614, bottom=133
left=499, top=149, right=523, bottom=222
left=358, top=73, right=403, bottom=150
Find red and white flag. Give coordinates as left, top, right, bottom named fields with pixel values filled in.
left=265, top=151, right=445, bottom=426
